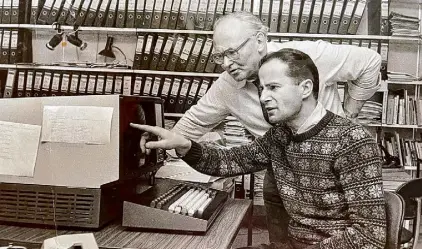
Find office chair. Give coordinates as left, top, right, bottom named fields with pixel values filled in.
left=385, top=191, right=406, bottom=249
left=396, top=178, right=422, bottom=249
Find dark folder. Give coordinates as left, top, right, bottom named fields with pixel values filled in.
left=74, top=0, right=91, bottom=26
left=175, top=77, right=191, bottom=113
left=166, top=77, right=182, bottom=113
left=157, top=36, right=174, bottom=71
left=94, top=0, right=110, bottom=26
left=115, top=0, right=127, bottom=28
left=195, top=37, right=212, bottom=73
left=151, top=0, right=165, bottom=29
left=149, top=35, right=165, bottom=70
left=47, top=0, right=63, bottom=24
left=8, top=30, right=18, bottom=64
left=135, top=0, right=145, bottom=28
left=16, top=70, right=26, bottom=98
left=125, top=0, right=136, bottom=28
left=2, top=0, right=12, bottom=24
left=84, top=0, right=101, bottom=26
left=50, top=72, right=62, bottom=96
left=104, top=0, right=117, bottom=27
left=57, top=0, right=73, bottom=24
left=168, top=0, right=181, bottom=29
left=185, top=37, right=204, bottom=72
left=184, top=77, right=200, bottom=111
left=25, top=70, right=34, bottom=97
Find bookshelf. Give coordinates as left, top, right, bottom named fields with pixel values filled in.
left=0, top=0, right=421, bottom=190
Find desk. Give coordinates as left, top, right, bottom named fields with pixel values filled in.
left=382, top=168, right=412, bottom=192
left=0, top=199, right=252, bottom=249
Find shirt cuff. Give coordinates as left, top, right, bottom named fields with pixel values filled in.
left=181, top=141, right=203, bottom=165
left=347, top=73, right=381, bottom=101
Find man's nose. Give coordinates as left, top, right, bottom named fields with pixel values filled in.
left=260, top=88, right=270, bottom=103
left=222, top=56, right=234, bottom=69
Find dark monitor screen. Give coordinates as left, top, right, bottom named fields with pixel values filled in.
left=119, top=96, right=165, bottom=180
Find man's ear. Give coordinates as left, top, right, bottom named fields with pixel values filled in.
left=256, top=32, right=267, bottom=53
left=299, top=79, right=314, bottom=99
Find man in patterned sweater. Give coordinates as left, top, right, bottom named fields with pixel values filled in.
left=131, top=49, right=387, bottom=249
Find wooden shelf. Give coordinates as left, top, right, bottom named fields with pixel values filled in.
left=386, top=80, right=422, bottom=85
left=365, top=123, right=422, bottom=129
left=0, top=24, right=420, bottom=41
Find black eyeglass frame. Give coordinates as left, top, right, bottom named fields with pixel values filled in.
left=212, top=34, right=255, bottom=65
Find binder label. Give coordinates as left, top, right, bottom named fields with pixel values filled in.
left=282, top=0, right=291, bottom=15
left=133, top=76, right=143, bottom=94
left=123, top=75, right=132, bottom=95
left=170, top=79, right=181, bottom=96
left=51, top=74, right=61, bottom=91
left=180, top=38, right=194, bottom=61
left=79, top=75, right=88, bottom=92
left=105, top=76, right=114, bottom=93
left=61, top=74, right=70, bottom=92
left=114, top=76, right=123, bottom=93
left=136, top=35, right=145, bottom=53
left=143, top=77, right=153, bottom=95
left=144, top=35, right=153, bottom=55
left=154, top=37, right=164, bottom=53
left=151, top=77, right=161, bottom=96
left=17, top=71, right=25, bottom=89
left=163, top=37, right=174, bottom=54
left=96, top=75, right=105, bottom=93
left=173, top=37, right=185, bottom=54
left=161, top=78, right=171, bottom=97
left=87, top=75, right=96, bottom=92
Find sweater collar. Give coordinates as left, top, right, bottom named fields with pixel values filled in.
left=291, top=111, right=335, bottom=142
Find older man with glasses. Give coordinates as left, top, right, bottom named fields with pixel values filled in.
left=167, top=11, right=382, bottom=244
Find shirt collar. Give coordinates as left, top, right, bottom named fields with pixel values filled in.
left=296, top=102, right=327, bottom=134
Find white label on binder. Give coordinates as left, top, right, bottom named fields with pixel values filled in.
left=143, top=77, right=153, bottom=94
left=133, top=76, right=142, bottom=94
left=161, top=78, right=171, bottom=97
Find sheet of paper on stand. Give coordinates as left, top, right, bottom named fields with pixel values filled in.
left=41, top=233, right=99, bottom=249
left=0, top=120, right=41, bottom=177
left=41, top=106, right=113, bottom=144
left=155, top=158, right=218, bottom=183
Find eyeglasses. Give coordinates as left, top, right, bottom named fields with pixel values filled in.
left=212, top=35, right=254, bottom=65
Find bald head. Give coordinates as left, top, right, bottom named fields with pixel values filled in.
left=211, top=12, right=269, bottom=81
left=213, top=12, right=269, bottom=38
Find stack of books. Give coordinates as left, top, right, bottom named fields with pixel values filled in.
left=357, top=100, right=383, bottom=125
left=387, top=72, right=422, bottom=82
left=223, top=116, right=253, bottom=148
left=389, top=12, right=420, bottom=37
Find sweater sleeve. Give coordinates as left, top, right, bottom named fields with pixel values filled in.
left=180, top=126, right=290, bottom=177
left=314, top=126, right=387, bottom=249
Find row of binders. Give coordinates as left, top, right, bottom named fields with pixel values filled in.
left=133, top=34, right=389, bottom=74
left=27, top=0, right=371, bottom=34
left=0, top=29, right=32, bottom=64
left=3, top=68, right=215, bottom=113
left=0, top=0, right=27, bottom=24
left=133, top=33, right=223, bottom=73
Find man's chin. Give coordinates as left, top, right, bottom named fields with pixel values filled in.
left=228, top=71, right=246, bottom=81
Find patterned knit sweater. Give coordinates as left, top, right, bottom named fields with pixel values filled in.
left=183, top=111, right=387, bottom=249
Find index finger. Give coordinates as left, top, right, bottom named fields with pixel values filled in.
left=130, top=123, right=163, bottom=136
